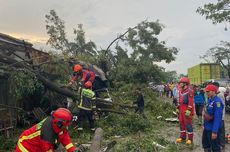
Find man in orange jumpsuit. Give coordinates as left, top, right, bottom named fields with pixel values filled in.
left=176, top=77, right=194, bottom=145
left=15, top=108, right=82, bottom=152
left=68, top=64, right=95, bottom=89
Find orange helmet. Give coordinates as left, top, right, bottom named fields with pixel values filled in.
left=84, top=81, right=92, bottom=88
left=52, top=108, right=72, bottom=128
left=205, top=84, right=217, bottom=93
left=179, top=77, right=190, bottom=84
left=73, top=64, right=82, bottom=72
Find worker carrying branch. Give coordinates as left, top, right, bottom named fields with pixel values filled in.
left=15, top=108, right=83, bottom=152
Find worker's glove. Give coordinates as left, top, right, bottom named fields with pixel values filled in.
left=78, top=81, right=83, bottom=87
left=185, top=109, right=191, bottom=117
left=72, top=116, right=78, bottom=122
left=176, top=109, right=179, bottom=114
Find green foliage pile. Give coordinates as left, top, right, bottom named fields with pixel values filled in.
left=10, top=69, right=43, bottom=100
left=97, top=86, right=177, bottom=151
left=71, top=84, right=178, bottom=151
left=0, top=135, right=16, bottom=151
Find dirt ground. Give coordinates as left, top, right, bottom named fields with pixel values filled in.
left=161, top=97, right=230, bottom=152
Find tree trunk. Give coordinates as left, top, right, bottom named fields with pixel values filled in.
left=89, top=128, right=103, bottom=152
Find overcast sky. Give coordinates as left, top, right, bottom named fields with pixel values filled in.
left=0, top=0, right=229, bottom=74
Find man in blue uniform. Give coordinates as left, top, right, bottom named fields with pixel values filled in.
left=202, top=84, right=224, bottom=152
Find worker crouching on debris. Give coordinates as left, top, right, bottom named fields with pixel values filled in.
left=202, top=84, right=224, bottom=152
left=68, top=64, right=95, bottom=89
left=15, top=108, right=82, bottom=152
left=76, top=81, right=96, bottom=131
left=176, top=77, right=194, bottom=145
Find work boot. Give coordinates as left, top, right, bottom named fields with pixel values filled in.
left=176, top=138, right=185, bottom=143
left=186, top=139, right=192, bottom=145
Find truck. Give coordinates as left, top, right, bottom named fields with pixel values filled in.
left=188, top=63, right=221, bottom=85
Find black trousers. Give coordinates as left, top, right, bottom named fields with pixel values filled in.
left=135, top=107, right=144, bottom=114
left=77, top=109, right=94, bottom=129
left=219, top=120, right=225, bottom=148
left=202, top=129, right=221, bottom=152
left=195, top=104, right=204, bottom=117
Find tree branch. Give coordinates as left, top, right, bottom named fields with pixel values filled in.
left=105, top=26, right=137, bottom=54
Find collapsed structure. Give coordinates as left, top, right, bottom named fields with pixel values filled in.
left=0, top=33, right=109, bottom=137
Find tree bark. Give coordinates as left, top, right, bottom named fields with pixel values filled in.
left=89, top=128, right=103, bottom=152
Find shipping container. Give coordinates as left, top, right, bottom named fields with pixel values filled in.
left=188, top=63, right=221, bottom=85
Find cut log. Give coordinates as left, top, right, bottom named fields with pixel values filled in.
left=89, top=128, right=103, bottom=152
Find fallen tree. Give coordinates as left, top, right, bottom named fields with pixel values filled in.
left=0, top=53, right=134, bottom=115
left=0, top=53, right=77, bottom=98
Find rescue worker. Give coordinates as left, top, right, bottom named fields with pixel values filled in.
left=176, top=77, right=194, bottom=145
left=15, top=108, right=83, bottom=152
left=202, top=84, right=224, bottom=152
left=133, top=87, right=145, bottom=117
left=76, top=81, right=96, bottom=131
left=68, top=64, right=95, bottom=89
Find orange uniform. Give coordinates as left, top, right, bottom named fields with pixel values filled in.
left=178, top=85, right=194, bottom=141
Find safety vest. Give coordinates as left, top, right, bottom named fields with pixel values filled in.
left=78, top=88, right=95, bottom=110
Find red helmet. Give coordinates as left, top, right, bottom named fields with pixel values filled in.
left=73, top=64, right=82, bottom=72
left=205, top=84, right=217, bottom=93
left=179, top=77, right=190, bottom=84
left=52, top=108, right=72, bottom=128
left=84, top=81, right=92, bottom=88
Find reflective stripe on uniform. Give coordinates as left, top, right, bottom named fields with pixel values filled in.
left=18, top=130, right=41, bottom=152
left=65, top=143, right=74, bottom=150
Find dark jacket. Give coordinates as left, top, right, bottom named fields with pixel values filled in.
left=134, top=93, right=144, bottom=108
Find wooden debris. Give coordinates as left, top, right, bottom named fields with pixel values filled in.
left=152, top=141, right=166, bottom=149
left=101, top=140, right=117, bottom=152
left=32, top=107, right=46, bottom=121
left=165, top=118, right=179, bottom=122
